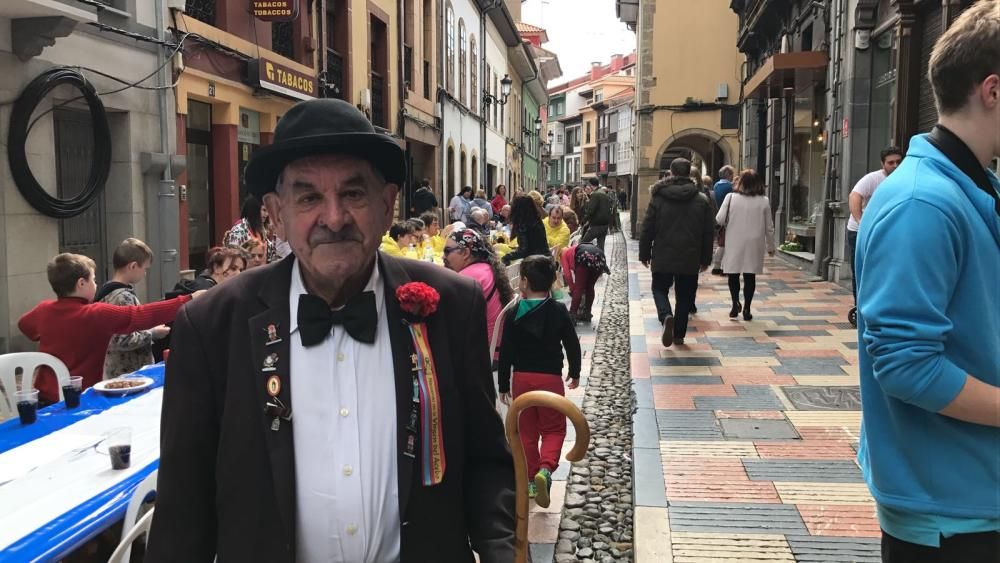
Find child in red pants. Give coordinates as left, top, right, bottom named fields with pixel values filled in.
left=498, top=256, right=582, bottom=508
left=560, top=242, right=610, bottom=323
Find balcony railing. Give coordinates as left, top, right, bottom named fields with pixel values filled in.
left=608, top=163, right=617, bottom=173
left=608, top=131, right=617, bottom=143
left=371, top=72, right=386, bottom=128
left=272, top=21, right=294, bottom=60
left=185, top=0, right=215, bottom=25
left=584, top=163, right=599, bottom=173
left=597, top=127, right=609, bottom=141
left=325, top=48, right=344, bottom=99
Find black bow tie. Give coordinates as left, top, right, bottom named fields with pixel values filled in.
left=297, top=291, right=377, bottom=347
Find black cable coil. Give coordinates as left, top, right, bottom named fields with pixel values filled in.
left=7, top=67, right=112, bottom=219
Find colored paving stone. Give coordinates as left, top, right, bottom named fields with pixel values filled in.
left=627, top=230, right=874, bottom=562
left=742, top=460, right=864, bottom=483
left=785, top=535, right=881, bottom=562
left=670, top=533, right=795, bottom=562
left=780, top=386, right=862, bottom=410
left=667, top=502, right=809, bottom=534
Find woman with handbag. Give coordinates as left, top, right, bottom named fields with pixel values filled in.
left=715, top=169, right=775, bottom=320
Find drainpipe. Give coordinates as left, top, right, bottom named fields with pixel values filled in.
left=397, top=0, right=409, bottom=215
left=149, top=0, right=179, bottom=298
left=522, top=70, right=539, bottom=192
left=439, top=0, right=447, bottom=211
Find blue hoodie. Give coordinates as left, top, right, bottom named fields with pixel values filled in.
left=855, top=134, right=1000, bottom=520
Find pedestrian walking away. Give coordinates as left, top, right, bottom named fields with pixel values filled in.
left=715, top=169, right=775, bottom=321
left=497, top=256, right=581, bottom=509
left=711, top=165, right=736, bottom=275
left=854, top=5, right=1000, bottom=561
left=580, top=177, right=615, bottom=251
left=639, top=158, right=715, bottom=347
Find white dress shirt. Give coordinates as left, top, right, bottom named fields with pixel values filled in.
left=289, top=259, right=400, bottom=563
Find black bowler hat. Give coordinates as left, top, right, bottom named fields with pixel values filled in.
left=245, top=98, right=405, bottom=198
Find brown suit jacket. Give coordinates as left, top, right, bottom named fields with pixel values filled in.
left=146, top=253, right=515, bottom=562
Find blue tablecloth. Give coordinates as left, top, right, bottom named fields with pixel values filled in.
left=0, top=363, right=165, bottom=454
left=0, top=363, right=165, bottom=562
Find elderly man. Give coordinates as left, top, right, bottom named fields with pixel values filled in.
left=147, top=99, right=515, bottom=563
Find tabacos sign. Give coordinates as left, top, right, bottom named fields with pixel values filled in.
left=249, top=58, right=316, bottom=101
left=251, top=0, right=298, bottom=22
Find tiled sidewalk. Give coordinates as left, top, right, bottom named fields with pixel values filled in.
left=628, top=237, right=881, bottom=562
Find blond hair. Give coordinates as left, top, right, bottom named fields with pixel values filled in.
left=930, top=0, right=1000, bottom=115
left=47, top=253, right=96, bottom=297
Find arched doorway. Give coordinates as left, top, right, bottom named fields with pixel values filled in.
left=654, top=128, right=733, bottom=182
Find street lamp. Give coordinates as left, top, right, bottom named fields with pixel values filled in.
left=547, top=130, right=554, bottom=145
left=534, top=116, right=542, bottom=133
left=483, top=73, right=513, bottom=107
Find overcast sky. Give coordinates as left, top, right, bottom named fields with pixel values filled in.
left=521, top=0, right=636, bottom=87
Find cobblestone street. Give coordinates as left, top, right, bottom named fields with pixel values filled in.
left=627, top=236, right=882, bottom=562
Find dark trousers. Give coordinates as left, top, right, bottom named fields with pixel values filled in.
left=847, top=229, right=858, bottom=302
left=580, top=224, right=609, bottom=251
left=882, top=530, right=1000, bottom=563
left=570, top=264, right=599, bottom=319
left=727, top=273, right=757, bottom=311
left=651, top=272, right=698, bottom=338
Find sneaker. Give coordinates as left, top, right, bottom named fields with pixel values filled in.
left=690, top=305, right=698, bottom=314
left=674, top=337, right=685, bottom=346
left=661, top=316, right=674, bottom=348
left=527, top=482, right=538, bottom=499
left=534, top=468, right=553, bottom=508
left=711, top=268, right=724, bottom=276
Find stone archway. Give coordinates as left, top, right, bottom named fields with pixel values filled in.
left=653, top=128, right=735, bottom=179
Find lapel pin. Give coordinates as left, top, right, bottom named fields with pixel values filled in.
left=266, top=374, right=281, bottom=397
left=265, top=323, right=282, bottom=346
left=404, top=434, right=417, bottom=458
left=263, top=353, right=279, bottom=372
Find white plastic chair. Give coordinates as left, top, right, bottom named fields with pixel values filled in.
left=490, top=296, right=520, bottom=423
left=114, top=470, right=158, bottom=562
left=0, top=352, right=71, bottom=417
left=108, top=508, right=155, bottom=563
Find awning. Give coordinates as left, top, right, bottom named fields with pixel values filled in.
left=744, top=52, right=828, bottom=99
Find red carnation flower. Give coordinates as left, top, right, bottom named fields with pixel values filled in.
left=396, top=282, right=440, bottom=320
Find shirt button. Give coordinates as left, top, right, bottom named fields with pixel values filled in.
left=339, top=407, right=349, bottom=417
left=343, top=464, right=353, bottom=476
left=346, top=524, right=358, bottom=535
left=336, top=352, right=345, bottom=362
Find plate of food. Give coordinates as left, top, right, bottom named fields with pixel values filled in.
left=93, top=376, right=155, bottom=396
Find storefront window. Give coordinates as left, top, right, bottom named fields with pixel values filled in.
left=869, top=28, right=898, bottom=167
left=787, top=85, right=827, bottom=254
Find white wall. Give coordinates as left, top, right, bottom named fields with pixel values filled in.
left=441, top=0, right=483, bottom=200
left=484, top=18, right=507, bottom=184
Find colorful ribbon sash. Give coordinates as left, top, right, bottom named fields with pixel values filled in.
left=407, top=323, right=446, bottom=486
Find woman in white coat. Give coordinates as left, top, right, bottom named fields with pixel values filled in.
left=715, top=169, right=775, bottom=320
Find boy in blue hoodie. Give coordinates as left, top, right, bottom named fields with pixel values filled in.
left=854, top=2, right=1000, bottom=560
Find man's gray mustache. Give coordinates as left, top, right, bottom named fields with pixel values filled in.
left=309, top=228, right=363, bottom=244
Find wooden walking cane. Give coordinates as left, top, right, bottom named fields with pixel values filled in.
left=505, top=390, right=591, bottom=563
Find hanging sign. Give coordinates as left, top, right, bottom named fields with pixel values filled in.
left=249, top=57, right=317, bottom=101
left=251, top=0, right=299, bottom=22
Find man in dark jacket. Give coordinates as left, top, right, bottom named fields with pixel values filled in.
left=639, top=158, right=715, bottom=347
left=410, top=177, right=438, bottom=216
left=580, top=177, right=615, bottom=250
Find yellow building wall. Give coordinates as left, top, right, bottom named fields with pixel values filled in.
left=350, top=0, right=400, bottom=133
left=634, top=0, right=743, bottom=227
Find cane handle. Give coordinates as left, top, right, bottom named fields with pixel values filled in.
left=504, top=390, right=590, bottom=563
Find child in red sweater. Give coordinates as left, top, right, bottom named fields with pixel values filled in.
left=18, top=253, right=204, bottom=403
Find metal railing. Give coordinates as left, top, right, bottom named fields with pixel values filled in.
left=584, top=162, right=599, bottom=173
left=272, top=21, right=294, bottom=60
left=325, top=48, right=344, bottom=99
left=184, top=0, right=215, bottom=25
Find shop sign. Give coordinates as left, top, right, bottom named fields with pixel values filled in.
left=600, top=160, right=607, bottom=172
left=251, top=0, right=298, bottom=22
left=239, top=108, right=261, bottom=145
left=249, top=58, right=317, bottom=101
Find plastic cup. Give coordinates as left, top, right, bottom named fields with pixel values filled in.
left=62, top=376, right=83, bottom=409
left=105, top=428, right=132, bottom=470
left=15, top=389, right=39, bottom=424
